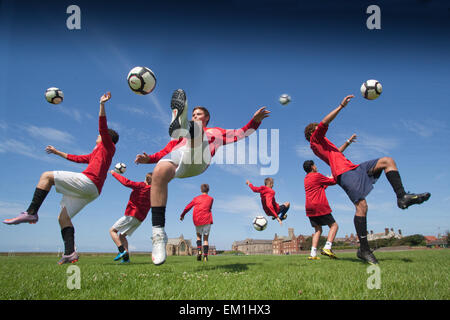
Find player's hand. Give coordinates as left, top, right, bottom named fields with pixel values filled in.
left=340, top=95, right=354, bottom=108
left=180, top=216, right=184, bottom=221
left=348, top=133, right=357, bottom=143
left=100, top=92, right=111, bottom=104
left=245, top=180, right=250, bottom=185
left=252, top=106, right=270, bottom=123
left=110, top=170, right=115, bottom=174
left=45, top=145, right=58, bottom=154
left=135, top=152, right=150, bottom=164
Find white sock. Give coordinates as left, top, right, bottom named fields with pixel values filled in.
left=324, top=241, right=332, bottom=250
left=310, top=247, right=317, bottom=257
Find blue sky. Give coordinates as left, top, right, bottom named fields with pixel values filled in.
left=0, top=0, right=449, bottom=252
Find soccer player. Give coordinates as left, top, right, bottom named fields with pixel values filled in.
left=180, top=184, right=214, bottom=262
left=246, top=178, right=290, bottom=226
left=109, top=170, right=152, bottom=263
left=304, top=94, right=431, bottom=264
left=3, top=92, right=118, bottom=265
left=135, top=89, right=269, bottom=265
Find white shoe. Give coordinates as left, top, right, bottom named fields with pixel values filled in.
left=151, top=227, right=168, bottom=265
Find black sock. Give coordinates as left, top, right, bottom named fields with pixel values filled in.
left=118, top=245, right=125, bottom=253
left=61, top=226, right=75, bottom=255
left=386, top=171, right=406, bottom=199
left=203, top=245, right=209, bottom=256
left=152, top=207, right=166, bottom=227
left=123, top=252, right=129, bottom=261
left=26, top=188, right=49, bottom=215
left=196, top=240, right=202, bottom=253
left=354, top=216, right=369, bottom=251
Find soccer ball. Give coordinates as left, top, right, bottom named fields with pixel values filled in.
left=127, top=66, right=156, bottom=95
left=252, top=216, right=268, bottom=231
left=279, top=94, right=291, bottom=106
left=45, top=87, right=64, bottom=104
left=360, top=80, right=382, bottom=100
left=114, top=162, right=127, bottom=174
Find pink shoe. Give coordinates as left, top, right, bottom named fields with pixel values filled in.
left=58, top=251, right=79, bottom=265
left=3, top=212, right=38, bottom=225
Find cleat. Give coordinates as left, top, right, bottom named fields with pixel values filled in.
left=114, top=251, right=128, bottom=261
left=280, top=214, right=288, bottom=221
left=308, top=256, right=320, bottom=260
left=197, top=252, right=202, bottom=261
left=397, top=192, right=431, bottom=209
left=203, top=255, right=208, bottom=262
left=151, top=227, right=168, bottom=266
left=169, top=89, right=188, bottom=139
left=121, top=259, right=130, bottom=264
left=321, top=248, right=338, bottom=259
left=3, top=212, right=38, bottom=225
left=58, top=251, right=79, bottom=265
left=357, top=248, right=378, bottom=265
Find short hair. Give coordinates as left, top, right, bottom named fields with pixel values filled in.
left=264, top=177, right=273, bottom=186
left=304, top=122, right=318, bottom=142
left=193, top=106, right=210, bottom=126
left=108, top=129, right=119, bottom=144
left=303, top=160, right=315, bottom=173
left=201, top=183, right=209, bottom=193
left=146, top=172, right=153, bottom=184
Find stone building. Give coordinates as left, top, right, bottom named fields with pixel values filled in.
left=166, top=234, right=193, bottom=256
left=232, top=239, right=273, bottom=255
left=367, top=228, right=403, bottom=241
left=273, top=228, right=306, bottom=255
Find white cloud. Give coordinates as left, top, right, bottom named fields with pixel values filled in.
left=214, top=195, right=261, bottom=217
left=0, top=201, right=24, bottom=217
left=295, top=144, right=314, bottom=159
left=25, top=126, right=75, bottom=144
left=401, top=119, right=446, bottom=138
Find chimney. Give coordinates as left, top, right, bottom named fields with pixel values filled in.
left=385, top=228, right=389, bottom=235
left=370, top=230, right=373, bottom=234
left=288, top=228, right=295, bottom=239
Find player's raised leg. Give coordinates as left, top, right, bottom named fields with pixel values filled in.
left=169, top=89, right=189, bottom=139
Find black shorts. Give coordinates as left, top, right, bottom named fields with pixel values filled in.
left=309, top=214, right=336, bottom=228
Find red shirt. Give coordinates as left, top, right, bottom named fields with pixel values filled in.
left=304, top=172, right=336, bottom=217
left=310, top=122, right=358, bottom=178
left=111, top=172, right=151, bottom=222
left=180, top=194, right=214, bottom=226
left=248, top=184, right=280, bottom=218
left=66, top=116, right=116, bottom=194
left=146, top=118, right=260, bottom=163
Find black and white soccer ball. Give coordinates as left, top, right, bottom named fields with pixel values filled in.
left=127, top=66, right=156, bottom=95
left=279, top=94, right=291, bottom=106
left=360, top=79, right=382, bottom=100
left=252, top=216, right=268, bottom=231
left=45, top=87, right=64, bottom=105
left=114, top=162, right=127, bottom=174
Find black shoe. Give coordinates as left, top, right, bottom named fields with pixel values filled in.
left=280, top=214, right=287, bottom=221
left=357, top=248, right=378, bottom=265
left=197, top=253, right=202, bottom=261
left=397, top=192, right=431, bottom=209
left=169, top=89, right=188, bottom=139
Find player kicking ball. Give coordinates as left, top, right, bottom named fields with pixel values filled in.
left=180, top=184, right=214, bottom=262
left=246, top=178, right=290, bottom=226
left=109, top=170, right=152, bottom=263
left=3, top=92, right=118, bottom=265
left=135, top=89, right=269, bottom=265
left=304, top=94, right=430, bottom=265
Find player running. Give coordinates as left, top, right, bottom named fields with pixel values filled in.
left=180, top=184, right=214, bottom=262
left=109, top=170, right=152, bottom=263
left=3, top=92, right=118, bottom=265
left=304, top=94, right=431, bottom=265
left=246, top=178, right=290, bottom=226
left=135, top=89, right=269, bottom=265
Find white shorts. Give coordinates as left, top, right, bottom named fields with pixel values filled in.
left=112, top=216, right=142, bottom=236
left=159, top=139, right=211, bottom=179
left=196, top=224, right=211, bottom=236
left=53, top=171, right=99, bottom=219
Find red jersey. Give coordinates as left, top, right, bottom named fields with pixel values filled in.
left=111, top=172, right=151, bottom=222
left=146, top=118, right=260, bottom=163
left=248, top=183, right=280, bottom=219
left=180, top=194, right=214, bottom=226
left=304, top=172, right=336, bottom=217
left=310, top=122, right=358, bottom=178
left=66, top=116, right=116, bottom=194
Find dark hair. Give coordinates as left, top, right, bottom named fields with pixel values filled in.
left=303, top=160, right=315, bottom=173
left=146, top=172, right=153, bottom=184
left=304, top=122, right=318, bottom=142
left=201, top=183, right=209, bottom=193
left=108, top=129, right=119, bottom=144
left=264, top=177, right=273, bottom=186
left=193, top=106, right=210, bottom=126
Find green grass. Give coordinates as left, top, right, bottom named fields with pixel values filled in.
left=0, top=249, right=448, bottom=300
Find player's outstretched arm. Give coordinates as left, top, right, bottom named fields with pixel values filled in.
left=99, top=92, right=111, bottom=117
left=45, top=145, right=68, bottom=159
left=252, top=106, right=270, bottom=123
left=338, top=133, right=357, bottom=153
left=321, top=95, right=354, bottom=125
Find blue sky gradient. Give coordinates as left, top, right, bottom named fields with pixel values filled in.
left=0, top=0, right=449, bottom=252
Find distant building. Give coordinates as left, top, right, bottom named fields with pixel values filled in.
left=424, top=236, right=448, bottom=248
left=367, top=228, right=403, bottom=241
left=232, top=239, right=273, bottom=255
left=166, top=235, right=192, bottom=256
left=193, top=246, right=217, bottom=256
left=273, top=228, right=306, bottom=255
left=335, top=233, right=359, bottom=245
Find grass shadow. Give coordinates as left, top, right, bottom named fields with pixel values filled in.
left=195, top=262, right=259, bottom=272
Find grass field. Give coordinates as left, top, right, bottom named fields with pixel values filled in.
left=0, top=249, right=448, bottom=300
